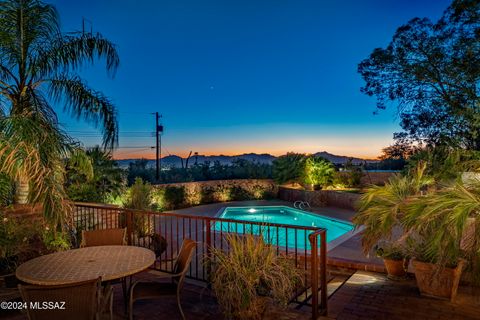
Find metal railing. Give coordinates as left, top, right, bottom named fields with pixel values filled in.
left=73, top=202, right=328, bottom=318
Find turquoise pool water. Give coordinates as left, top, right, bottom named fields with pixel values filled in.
left=215, top=206, right=354, bottom=250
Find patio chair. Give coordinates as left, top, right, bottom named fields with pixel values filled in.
left=128, top=239, right=197, bottom=320
left=18, top=277, right=113, bottom=320
left=80, top=228, right=127, bottom=247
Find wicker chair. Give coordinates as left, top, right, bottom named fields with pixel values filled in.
left=18, top=277, right=113, bottom=320
left=80, top=228, right=127, bottom=247
left=129, top=239, right=197, bottom=320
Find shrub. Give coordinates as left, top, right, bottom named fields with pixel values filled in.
left=41, top=227, right=71, bottom=252
left=229, top=186, right=252, bottom=201
left=122, top=178, right=154, bottom=237
left=333, top=169, right=364, bottom=188
left=122, top=178, right=153, bottom=211
left=200, top=186, right=216, bottom=204
left=210, top=234, right=303, bottom=319
left=302, top=156, right=335, bottom=188
left=1, top=216, right=70, bottom=273
left=163, top=185, right=186, bottom=209
left=272, top=153, right=306, bottom=185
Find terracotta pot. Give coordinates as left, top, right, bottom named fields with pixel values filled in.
left=412, top=259, right=464, bottom=301
left=384, top=258, right=407, bottom=278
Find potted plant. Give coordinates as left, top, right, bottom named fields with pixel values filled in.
left=353, top=163, right=432, bottom=258
left=374, top=242, right=409, bottom=279
left=403, top=180, right=480, bottom=301
left=209, top=234, right=303, bottom=320
left=407, top=240, right=464, bottom=301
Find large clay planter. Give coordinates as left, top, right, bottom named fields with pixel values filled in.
left=384, top=258, right=407, bottom=278
left=412, top=259, right=464, bottom=301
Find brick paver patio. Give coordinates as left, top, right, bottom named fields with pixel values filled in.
left=3, top=270, right=480, bottom=320
left=323, top=271, right=480, bottom=320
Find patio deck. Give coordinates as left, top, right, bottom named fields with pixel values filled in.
left=3, top=270, right=479, bottom=320
left=323, top=271, right=480, bottom=320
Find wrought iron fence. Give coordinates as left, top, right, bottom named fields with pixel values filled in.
left=73, top=202, right=327, bottom=318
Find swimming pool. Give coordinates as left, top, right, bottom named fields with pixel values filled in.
left=215, top=206, right=354, bottom=250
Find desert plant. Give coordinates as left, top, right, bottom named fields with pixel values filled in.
left=374, top=242, right=407, bottom=261
left=302, top=156, right=335, bottom=189
left=403, top=180, right=480, bottom=277
left=0, top=215, right=67, bottom=274
left=41, top=226, right=71, bottom=252
left=123, top=178, right=152, bottom=211
left=353, top=162, right=433, bottom=253
left=210, top=233, right=303, bottom=320
left=229, top=186, right=252, bottom=201
left=123, top=178, right=154, bottom=237
left=272, top=153, right=306, bottom=185
left=162, top=185, right=186, bottom=209
left=200, top=185, right=216, bottom=204
left=66, top=147, right=124, bottom=203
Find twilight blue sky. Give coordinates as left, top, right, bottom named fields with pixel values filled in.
left=51, top=0, right=451, bottom=159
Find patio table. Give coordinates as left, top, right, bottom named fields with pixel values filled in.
left=16, top=245, right=156, bottom=286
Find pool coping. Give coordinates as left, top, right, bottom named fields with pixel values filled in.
left=214, top=205, right=362, bottom=253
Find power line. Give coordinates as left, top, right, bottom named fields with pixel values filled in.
left=84, top=146, right=154, bottom=149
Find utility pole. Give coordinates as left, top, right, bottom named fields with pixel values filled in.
left=153, top=112, right=163, bottom=182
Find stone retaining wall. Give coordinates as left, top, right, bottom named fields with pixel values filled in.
left=278, top=187, right=361, bottom=210
left=360, top=171, right=396, bottom=186
left=153, top=179, right=278, bottom=209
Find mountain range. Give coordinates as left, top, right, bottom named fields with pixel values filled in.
left=116, top=151, right=378, bottom=168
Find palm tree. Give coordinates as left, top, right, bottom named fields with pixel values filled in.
left=0, top=0, right=119, bottom=227
left=66, top=146, right=124, bottom=203
left=353, top=162, right=433, bottom=253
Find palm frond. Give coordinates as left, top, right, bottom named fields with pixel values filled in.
left=353, top=162, right=434, bottom=253
left=0, top=113, right=74, bottom=226
left=48, top=75, right=118, bottom=149
left=31, top=31, right=119, bottom=80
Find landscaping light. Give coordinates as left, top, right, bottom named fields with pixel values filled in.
left=248, top=208, right=257, bottom=213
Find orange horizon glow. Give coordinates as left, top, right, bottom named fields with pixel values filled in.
left=113, top=148, right=384, bottom=161
left=112, top=128, right=394, bottom=161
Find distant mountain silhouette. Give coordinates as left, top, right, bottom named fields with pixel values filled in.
left=116, top=152, right=377, bottom=168
left=313, top=151, right=375, bottom=165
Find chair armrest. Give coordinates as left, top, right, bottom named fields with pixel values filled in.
left=147, top=269, right=183, bottom=279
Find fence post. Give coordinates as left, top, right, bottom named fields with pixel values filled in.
left=309, top=232, right=319, bottom=320
left=205, top=218, right=212, bottom=281
left=126, top=210, right=133, bottom=245
left=320, top=231, right=327, bottom=315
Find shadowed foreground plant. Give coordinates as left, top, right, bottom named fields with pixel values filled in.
left=210, top=234, right=303, bottom=320
left=404, top=180, right=480, bottom=281
left=353, top=162, right=433, bottom=253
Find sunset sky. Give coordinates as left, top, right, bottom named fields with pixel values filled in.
left=51, top=0, right=450, bottom=159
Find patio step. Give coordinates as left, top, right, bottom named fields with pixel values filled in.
left=326, top=274, right=350, bottom=298
left=291, top=274, right=350, bottom=310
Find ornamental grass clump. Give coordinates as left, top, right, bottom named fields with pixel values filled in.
left=210, top=234, right=303, bottom=320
